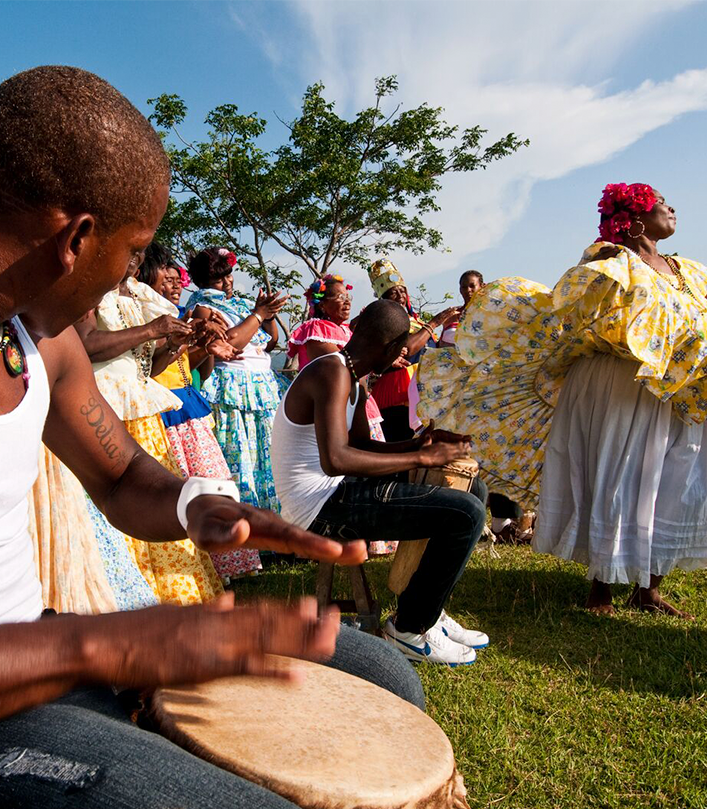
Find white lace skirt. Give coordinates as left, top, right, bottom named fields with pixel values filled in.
left=533, top=353, right=707, bottom=587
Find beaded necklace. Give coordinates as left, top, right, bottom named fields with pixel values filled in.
left=0, top=320, right=29, bottom=389
left=117, top=288, right=153, bottom=383
left=340, top=348, right=359, bottom=382
left=175, top=353, right=193, bottom=396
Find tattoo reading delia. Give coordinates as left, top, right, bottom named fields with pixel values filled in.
left=80, top=395, right=128, bottom=467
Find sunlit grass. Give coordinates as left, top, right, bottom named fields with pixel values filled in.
left=235, top=547, right=707, bottom=808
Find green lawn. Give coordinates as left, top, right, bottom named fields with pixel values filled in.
left=235, top=547, right=707, bottom=809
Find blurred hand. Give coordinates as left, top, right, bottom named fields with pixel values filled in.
left=430, top=307, right=462, bottom=329
left=253, top=290, right=288, bottom=321
left=185, top=495, right=368, bottom=564
left=84, top=594, right=342, bottom=688
left=207, top=340, right=243, bottom=362
left=149, top=315, right=194, bottom=342
left=417, top=419, right=471, bottom=447
left=418, top=439, right=472, bottom=468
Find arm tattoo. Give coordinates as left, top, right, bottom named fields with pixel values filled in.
left=79, top=395, right=129, bottom=470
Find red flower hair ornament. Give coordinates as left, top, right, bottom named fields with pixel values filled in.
left=217, top=247, right=238, bottom=268
left=596, top=183, right=657, bottom=244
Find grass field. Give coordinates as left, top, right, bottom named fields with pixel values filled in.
left=235, top=547, right=707, bottom=809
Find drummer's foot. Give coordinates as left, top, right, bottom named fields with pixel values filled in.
left=382, top=618, right=477, bottom=667
left=433, top=610, right=489, bottom=649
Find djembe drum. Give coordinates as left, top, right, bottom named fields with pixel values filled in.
left=152, top=658, right=470, bottom=809
left=387, top=459, right=480, bottom=596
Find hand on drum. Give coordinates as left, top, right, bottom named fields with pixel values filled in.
left=417, top=419, right=471, bottom=448
left=185, top=495, right=368, bottom=564
left=417, top=421, right=473, bottom=468
left=85, top=594, right=342, bottom=688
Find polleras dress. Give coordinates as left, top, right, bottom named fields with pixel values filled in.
left=417, top=243, right=707, bottom=587
left=185, top=289, right=283, bottom=511
left=154, top=351, right=262, bottom=579
left=93, top=279, right=223, bottom=604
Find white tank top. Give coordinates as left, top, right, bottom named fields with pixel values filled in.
left=271, top=353, right=359, bottom=529
left=0, top=318, right=49, bottom=622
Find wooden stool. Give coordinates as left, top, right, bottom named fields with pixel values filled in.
left=316, top=562, right=381, bottom=635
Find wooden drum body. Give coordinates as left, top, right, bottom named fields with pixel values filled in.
left=153, top=659, right=469, bottom=809
left=387, top=460, right=480, bottom=596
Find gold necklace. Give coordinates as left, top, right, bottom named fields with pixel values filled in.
left=624, top=248, right=693, bottom=296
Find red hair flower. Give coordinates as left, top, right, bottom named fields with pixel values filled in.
left=596, top=183, right=657, bottom=244
left=177, top=265, right=189, bottom=288
left=217, top=247, right=238, bottom=267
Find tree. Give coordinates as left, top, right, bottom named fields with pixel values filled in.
left=149, top=76, right=527, bottom=332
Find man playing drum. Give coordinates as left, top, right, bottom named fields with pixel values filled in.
left=0, top=66, right=425, bottom=808
left=272, top=300, right=490, bottom=666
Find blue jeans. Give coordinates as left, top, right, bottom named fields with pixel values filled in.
left=0, top=626, right=423, bottom=808
left=310, top=478, right=486, bottom=633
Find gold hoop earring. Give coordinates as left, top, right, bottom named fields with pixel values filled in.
left=627, top=220, right=645, bottom=239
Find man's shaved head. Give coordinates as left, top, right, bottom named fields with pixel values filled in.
left=355, top=299, right=410, bottom=344
left=0, top=65, right=170, bottom=232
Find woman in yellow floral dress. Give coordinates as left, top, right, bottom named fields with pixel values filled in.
left=75, top=256, right=223, bottom=605
left=418, top=184, right=707, bottom=617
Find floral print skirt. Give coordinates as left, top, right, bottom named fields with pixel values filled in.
left=123, top=414, right=223, bottom=605
left=165, top=414, right=262, bottom=579
left=211, top=404, right=280, bottom=513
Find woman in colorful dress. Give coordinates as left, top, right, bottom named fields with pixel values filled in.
left=75, top=254, right=223, bottom=605
left=139, top=244, right=262, bottom=581
left=186, top=248, right=288, bottom=512
left=288, top=274, right=394, bottom=556
left=367, top=259, right=459, bottom=441
left=418, top=183, right=707, bottom=617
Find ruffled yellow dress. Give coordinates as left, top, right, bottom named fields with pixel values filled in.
left=93, top=279, right=223, bottom=605
left=418, top=243, right=707, bottom=586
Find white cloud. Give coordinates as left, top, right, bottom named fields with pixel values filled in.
left=237, top=0, right=706, bottom=285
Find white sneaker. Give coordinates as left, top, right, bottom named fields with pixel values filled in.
left=383, top=618, right=476, bottom=666
left=435, top=611, right=489, bottom=649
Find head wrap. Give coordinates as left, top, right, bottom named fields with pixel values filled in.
left=368, top=259, right=417, bottom=319
left=368, top=259, right=407, bottom=299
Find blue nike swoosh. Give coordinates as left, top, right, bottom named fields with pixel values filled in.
left=394, top=637, right=431, bottom=656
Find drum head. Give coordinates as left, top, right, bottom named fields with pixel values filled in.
left=153, top=657, right=468, bottom=808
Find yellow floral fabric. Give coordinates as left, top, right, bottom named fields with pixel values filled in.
left=153, top=352, right=192, bottom=391
left=123, top=414, right=223, bottom=605
left=417, top=243, right=707, bottom=508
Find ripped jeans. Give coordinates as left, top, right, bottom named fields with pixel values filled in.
left=0, top=625, right=424, bottom=808
left=309, top=477, right=486, bottom=633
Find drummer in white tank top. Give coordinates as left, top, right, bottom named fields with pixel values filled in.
left=0, top=318, right=49, bottom=623
left=272, top=353, right=360, bottom=529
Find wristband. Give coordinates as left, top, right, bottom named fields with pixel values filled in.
left=176, top=477, right=240, bottom=531
left=251, top=311, right=264, bottom=324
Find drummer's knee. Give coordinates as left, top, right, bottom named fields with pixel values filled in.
left=327, top=625, right=426, bottom=711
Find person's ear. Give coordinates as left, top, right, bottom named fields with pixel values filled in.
left=54, top=214, right=97, bottom=278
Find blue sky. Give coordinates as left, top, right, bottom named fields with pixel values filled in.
left=2, top=0, right=706, bottom=313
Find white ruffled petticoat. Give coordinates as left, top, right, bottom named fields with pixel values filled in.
left=533, top=353, right=707, bottom=588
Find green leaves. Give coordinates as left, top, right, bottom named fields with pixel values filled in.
left=148, top=76, right=527, bottom=295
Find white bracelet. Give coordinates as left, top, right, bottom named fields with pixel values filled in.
left=176, top=477, right=240, bottom=531
left=251, top=311, right=264, bottom=324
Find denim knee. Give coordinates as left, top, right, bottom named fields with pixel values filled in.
left=327, top=625, right=426, bottom=711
